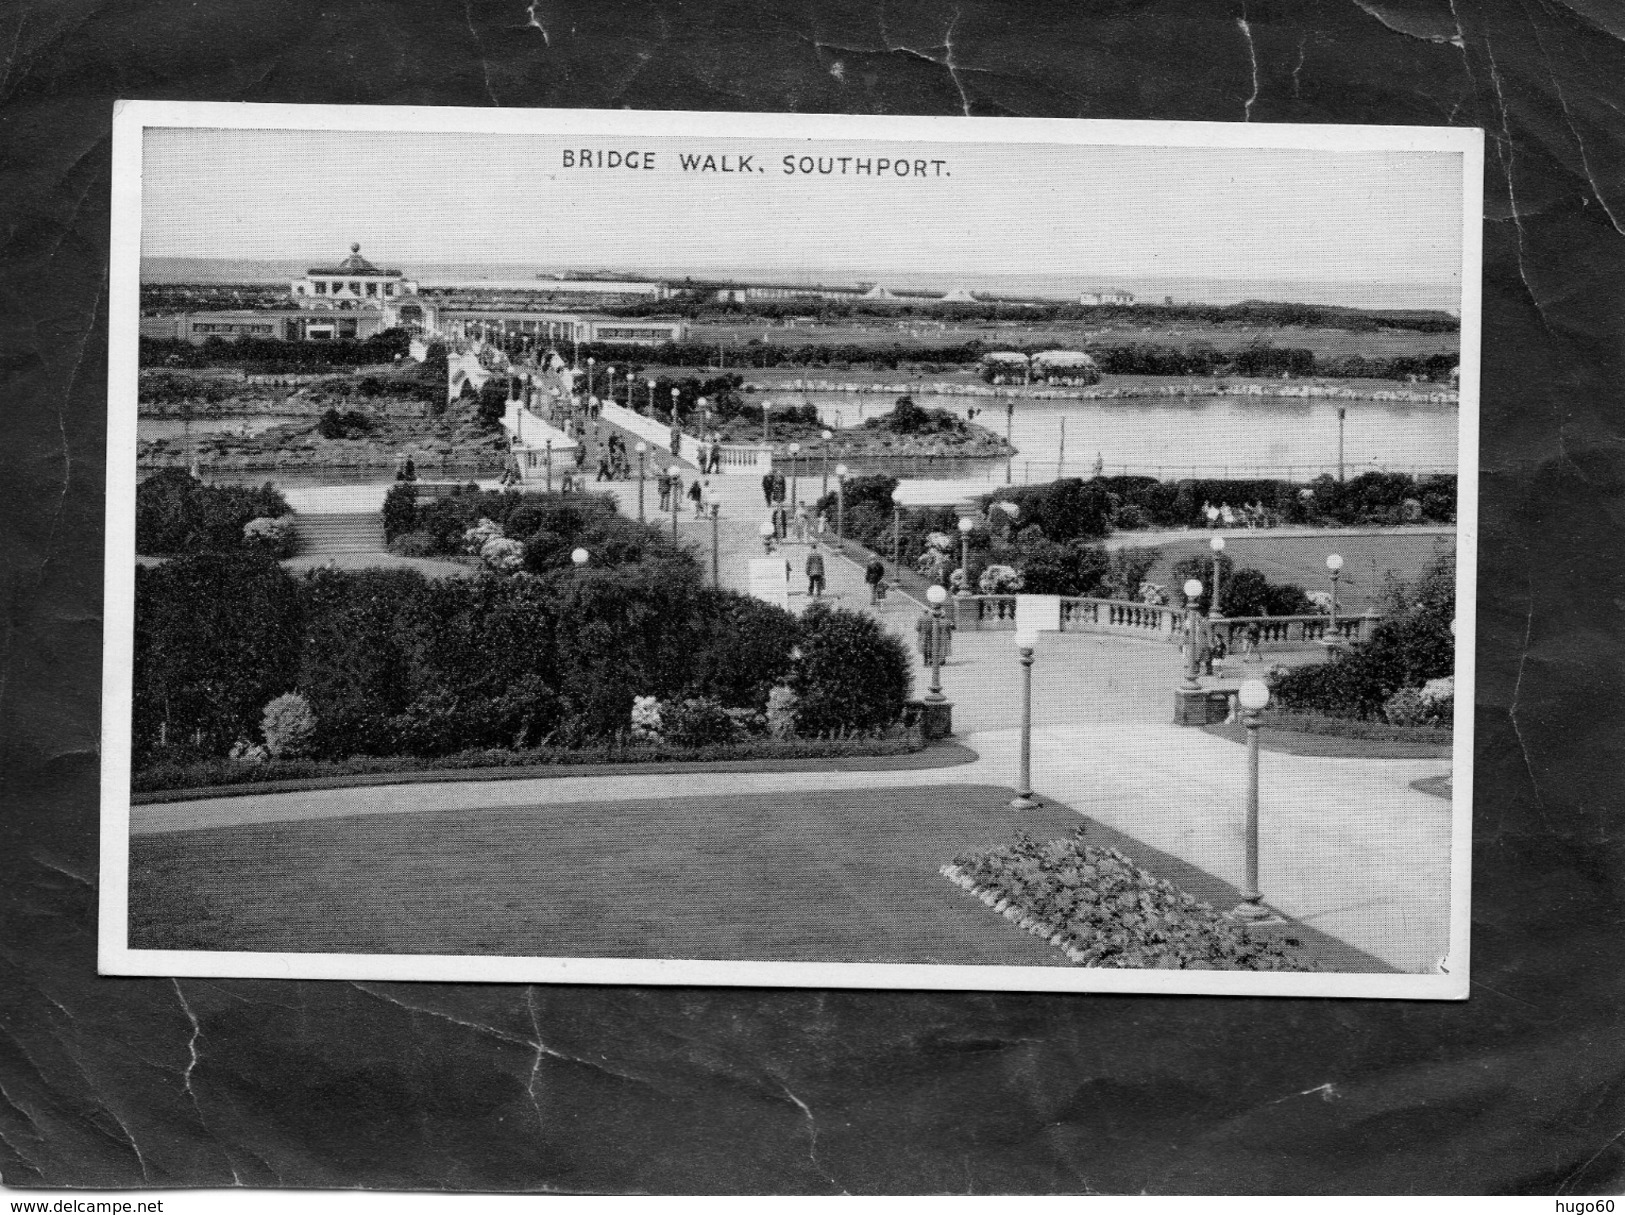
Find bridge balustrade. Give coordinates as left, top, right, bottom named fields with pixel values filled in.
left=953, top=595, right=1380, bottom=649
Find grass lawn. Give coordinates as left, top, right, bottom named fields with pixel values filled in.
left=1201, top=721, right=1450, bottom=760
left=1145, top=530, right=1457, bottom=614
left=130, top=784, right=1082, bottom=964
left=129, top=782, right=1385, bottom=971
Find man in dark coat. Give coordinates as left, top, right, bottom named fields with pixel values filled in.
left=864, top=555, right=886, bottom=605
left=761, top=470, right=775, bottom=506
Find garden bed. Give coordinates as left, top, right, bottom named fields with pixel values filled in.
left=132, top=734, right=960, bottom=802
left=1202, top=710, right=1451, bottom=759
left=944, top=829, right=1313, bottom=970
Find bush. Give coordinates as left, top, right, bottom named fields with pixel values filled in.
left=242, top=515, right=297, bottom=559
left=382, top=483, right=418, bottom=541
left=793, top=601, right=912, bottom=734
left=1017, top=539, right=1110, bottom=596
left=261, top=692, right=317, bottom=758
left=136, top=469, right=290, bottom=556
left=765, top=685, right=798, bottom=739
left=947, top=830, right=1310, bottom=970
left=662, top=696, right=740, bottom=747
left=316, top=408, right=375, bottom=440
left=387, top=531, right=436, bottom=558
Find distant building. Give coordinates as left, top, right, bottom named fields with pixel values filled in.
left=139, top=309, right=383, bottom=343
left=1079, top=288, right=1135, bottom=306
left=291, top=243, right=420, bottom=312
left=978, top=351, right=1031, bottom=384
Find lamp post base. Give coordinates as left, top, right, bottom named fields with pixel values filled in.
left=1226, top=899, right=1288, bottom=926
left=1175, top=685, right=1229, bottom=726
left=919, top=699, right=953, bottom=740
left=1008, top=795, right=1040, bottom=811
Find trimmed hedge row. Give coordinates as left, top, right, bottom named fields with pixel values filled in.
left=133, top=550, right=912, bottom=770
left=136, top=469, right=291, bottom=556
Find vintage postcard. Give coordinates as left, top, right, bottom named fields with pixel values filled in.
left=101, top=102, right=1480, bottom=997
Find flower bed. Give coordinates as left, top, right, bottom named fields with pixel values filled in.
left=132, top=734, right=925, bottom=796
left=943, top=830, right=1311, bottom=971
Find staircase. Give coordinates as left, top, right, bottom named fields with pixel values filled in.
left=293, top=511, right=387, bottom=556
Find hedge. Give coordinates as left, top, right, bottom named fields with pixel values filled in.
left=133, top=550, right=909, bottom=772
left=136, top=468, right=291, bottom=556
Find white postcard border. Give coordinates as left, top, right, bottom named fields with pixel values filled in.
left=101, top=100, right=1481, bottom=1000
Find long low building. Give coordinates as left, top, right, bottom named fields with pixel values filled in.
left=141, top=244, right=688, bottom=347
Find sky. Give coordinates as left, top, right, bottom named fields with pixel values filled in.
left=141, top=127, right=1465, bottom=295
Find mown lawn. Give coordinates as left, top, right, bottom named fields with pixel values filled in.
left=130, top=784, right=1085, bottom=965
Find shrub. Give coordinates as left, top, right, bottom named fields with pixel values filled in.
left=242, top=515, right=297, bottom=558
left=630, top=695, right=662, bottom=741
left=765, top=685, right=798, bottom=739
left=479, top=536, right=526, bottom=572
left=1017, top=539, right=1110, bottom=596
left=261, top=692, right=317, bottom=758
left=316, top=408, right=374, bottom=440
left=1382, top=687, right=1429, bottom=726
left=136, top=469, right=290, bottom=556
left=947, top=830, right=1310, bottom=970
left=978, top=564, right=1023, bottom=594
left=662, top=696, right=740, bottom=747
left=793, top=601, right=912, bottom=734
left=387, top=531, right=436, bottom=558
left=382, top=483, right=418, bottom=541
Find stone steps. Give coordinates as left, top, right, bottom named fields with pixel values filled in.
left=293, top=512, right=386, bottom=555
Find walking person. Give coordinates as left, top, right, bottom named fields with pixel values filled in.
left=687, top=475, right=703, bottom=517
left=805, top=544, right=826, bottom=599
left=1243, top=618, right=1262, bottom=661
left=864, top=554, right=886, bottom=605
left=657, top=469, right=672, bottom=512
left=761, top=469, right=775, bottom=507
left=771, top=468, right=788, bottom=505
left=596, top=453, right=613, bottom=482
left=794, top=503, right=809, bottom=543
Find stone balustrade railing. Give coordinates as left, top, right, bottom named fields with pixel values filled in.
left=953, top=595, right=1380, bottom=649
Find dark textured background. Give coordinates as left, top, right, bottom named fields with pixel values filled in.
left=3, top=0, right=1623, bottom=1195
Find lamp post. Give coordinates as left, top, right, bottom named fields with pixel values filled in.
left=1010, top=623, right=1038, bottom=810
left=762, top=399, right=772, bottom=444
left=1229, top=678, right=1282, bottom=923
left=835, top=464, right=848, bottom=538
left=606, top=366, right=615, bottom=407
left=646, top=378, right=656, bottom=413
left=1005, top=401, right=1015, bottom=484
left=1209, top=533, right=1226, bottom=619
left=925, top=584, right=949, bottom=702
left=1337, top=406, right=1346, bottom=483
left=635, top=441, right=647, bottom=522
left=670, top=389, right=682, bottom=458
left=545, top=438, right=553, bottom=492
left=699, top=396, right=710, bottom=436
left=586, top=357, right=595, bottom=398
left=958, top=515, right=974, bottom=593
left=1326, top=553, right=1343, bottom=632
left=668, top=464, right=681, bottom=540
left=1182, top=578, right=1205, bottom=689
left=710, top=502, right=721, bottom=586
left=891, top=492, right=903, bottom=581
left=788, top=442, right=800, bottom=508
left=820, top=429, right=833, bottom=498
left=571, top=547, right=589, bottom=569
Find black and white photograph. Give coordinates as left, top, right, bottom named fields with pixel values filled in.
left=100, top=103, right=1479, bottom=998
